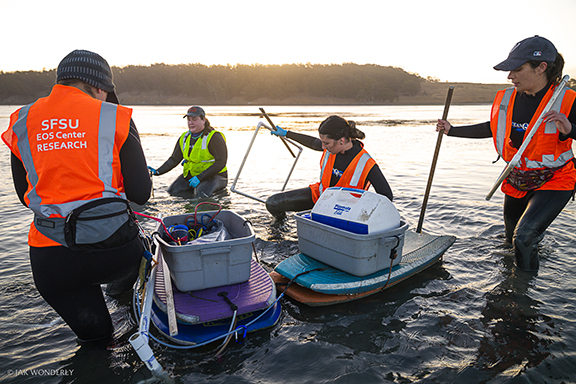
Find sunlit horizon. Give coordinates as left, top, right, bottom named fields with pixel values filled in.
left=0, top=60, right=514, bottom=85
left=1, top=0, right=575, bottom=85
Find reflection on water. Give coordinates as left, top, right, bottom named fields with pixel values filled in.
left=478, top=277, right=549, bottom=378
left=0, top=104, right=575, bottom=383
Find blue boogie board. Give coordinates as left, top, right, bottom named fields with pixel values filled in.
left=151, top=301, right=281, bottom=346
left=272, top=230, right=455, bottom=305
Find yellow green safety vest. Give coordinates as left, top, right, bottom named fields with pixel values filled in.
left=179, top=130, right=227, bottom=178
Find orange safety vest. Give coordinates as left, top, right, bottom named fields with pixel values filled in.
left=1, top=85, right=132, bottom=247
left=309, top=142, right=376, bottom=203
left=490, top=85, right=576, bottom=198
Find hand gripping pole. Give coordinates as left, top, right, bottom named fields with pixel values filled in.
left=231, top=121, right=303, bottom=203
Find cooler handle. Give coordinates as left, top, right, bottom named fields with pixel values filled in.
left=200, top=246, right=232, bottom=256
left=381, top=235, right=403, bottom=260
left=379, top=234, right=404, bottom=245
left=327, top=187, right=365, bottom=195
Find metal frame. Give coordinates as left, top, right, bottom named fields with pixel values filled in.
left=231, top=122, right=303, bottom=203
left=130, top=216, right=169, bottom=380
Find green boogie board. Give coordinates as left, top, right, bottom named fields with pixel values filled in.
left=272, top=230, right=455, bottom=305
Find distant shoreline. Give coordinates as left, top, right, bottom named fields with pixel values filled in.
left=108, top=82, right=508, bottom=106
left=0, top=63, right=510, bottom=106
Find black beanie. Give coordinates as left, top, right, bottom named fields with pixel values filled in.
left=56, top=50, right=115, bottom=92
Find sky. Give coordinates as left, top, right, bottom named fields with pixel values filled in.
left=1, top=0, right=575, bottom=84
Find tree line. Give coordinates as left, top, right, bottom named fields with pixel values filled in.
left=0, top=63, right=424, bottom=105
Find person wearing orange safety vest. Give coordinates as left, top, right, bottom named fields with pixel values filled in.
left=147, top=106, right=228, bottom=198
left=436, top=36, right=576, bottom=271
left=266, top=115, right=393, bottom=218
left=2, top=50, right=152, bottom=343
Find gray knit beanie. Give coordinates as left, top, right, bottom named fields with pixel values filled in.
left=56, top=50, right=115, bottom=92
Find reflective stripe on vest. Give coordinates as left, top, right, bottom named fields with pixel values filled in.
left=495, top=88, right=514, bottom=156
left=318, top=151, right=331, bottom=195
left=318, top=150, right=373, bottom=196
left=349, top=153, right=372, bottom=186
left=180, top=131, right=212, bottom=154
left=525, top=150, right=574, bottom=169
left=198, top=134, right=214, bottom=164
left=12, top=102, right=125, bottom=219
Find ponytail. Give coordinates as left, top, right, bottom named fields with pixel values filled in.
left=318, top=115, right=365, bottom=141
left=528, top=52, right=564, bottom=85
left=549, top=53, right=565, bottom=85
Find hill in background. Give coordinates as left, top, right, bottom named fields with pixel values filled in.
left=395, top=81, right=512, bottom=105
left=0, top=63, right=530, bottom=106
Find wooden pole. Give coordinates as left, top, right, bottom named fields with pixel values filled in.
left=416, top=86, right=454, bottom=233
left=161, top=257, right=178, bottom=336
left=259, top=107, right=296, bottom=158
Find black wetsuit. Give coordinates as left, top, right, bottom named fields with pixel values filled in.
left=10, top=120, right=151, bottom=342
left=266, top=131, right=393, bottom=217
left=156, top=124, right=228, bottom=198
left=448, top=83, right=576, bottom=271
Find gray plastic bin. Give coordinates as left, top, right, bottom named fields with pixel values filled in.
left=157, top=210, right=255, bottom=292
left=295, top=211, right=408, bottom=277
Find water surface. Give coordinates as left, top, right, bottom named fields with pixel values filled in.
left=1, top=104, right=575, bottom=383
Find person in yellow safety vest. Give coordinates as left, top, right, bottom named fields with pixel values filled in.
left=2, top=49, right=152, bottom=344
left=436, top=36, right=576, bottom=271
left=266, top=115, right=393, bottom=218
left=148, top=106, right=228, bottom=198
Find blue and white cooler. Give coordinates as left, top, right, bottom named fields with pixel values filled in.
left=295, top=187, right=408, bottom=276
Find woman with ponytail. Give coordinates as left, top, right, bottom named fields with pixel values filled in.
left=266, top=115, right=393, bottom=218
left=436, top=36, right=576, bottom=272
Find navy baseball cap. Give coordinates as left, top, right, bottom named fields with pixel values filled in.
left=183, top=106, right=205, bottom=118
left=494, top=35, right=558, bottom=71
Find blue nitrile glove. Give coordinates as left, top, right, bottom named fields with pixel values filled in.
left=147, top=166, right=159, bottom=175
left=271, top=125, right=287, bottom=137
left=188, top=176, right=200, bottom=188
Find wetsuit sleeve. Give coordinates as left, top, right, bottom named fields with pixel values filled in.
left=286, top=131, right=323, bottom=151
left=10, top=153, right=28, bottom=206
left=156, top=139, right=184, bottom=175
left=559, top=123, right=576, bottom=140
left=120, top=120, right=152, bottom=205
left=197, top=131, right=228, bottom=181
left=447, top=121, right=492, bottom=138
left=559, top=103, right=576, bottom=140
left=366, top=164, right=394, bottom=201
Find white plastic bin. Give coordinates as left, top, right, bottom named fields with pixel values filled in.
left=311, top=187, right=401, bottom=234
left=296, top=211, right=408, bottom=277
left=157, top=210, right=255, bottom=292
